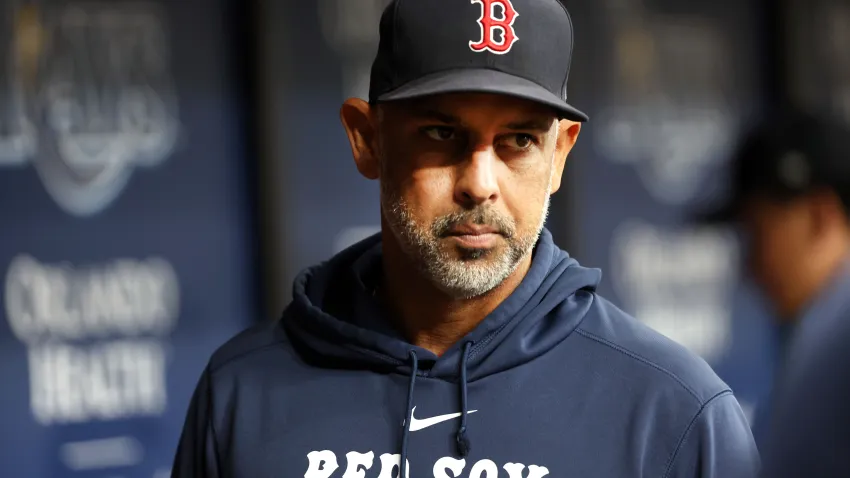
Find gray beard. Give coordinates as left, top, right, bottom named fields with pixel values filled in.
left=380, top=184, right=551, bottom=299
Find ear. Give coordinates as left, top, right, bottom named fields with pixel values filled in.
left=548, top=120, right=581, bottom=194
left=340, top=98, right=380, bottom=180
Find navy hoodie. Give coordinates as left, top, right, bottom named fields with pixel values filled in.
left=172, top=230, right=759, bottom=477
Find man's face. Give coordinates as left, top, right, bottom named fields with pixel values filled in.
left=741, top=195, right=815, bottom=319
left=374, top=93, right=575, bottom=298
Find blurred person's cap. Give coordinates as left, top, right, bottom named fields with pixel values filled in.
left=368, top=0, right=589, bottom=122
left=695, top=109, right=850, bottom=223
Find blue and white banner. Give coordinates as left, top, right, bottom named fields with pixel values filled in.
left=0, top=1, right=257, bottom=476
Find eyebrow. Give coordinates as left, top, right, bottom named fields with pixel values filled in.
left=410, top=108, right=461, bottom=124
left=410, top=108, right=553, bottom=132
left=504, top=119, right=553, bottom=132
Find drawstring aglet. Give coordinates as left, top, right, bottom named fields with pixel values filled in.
left=456, top=426, right=471, bottom=457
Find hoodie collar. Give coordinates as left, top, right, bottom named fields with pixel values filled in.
left=284, top=229, right=601, bottom=381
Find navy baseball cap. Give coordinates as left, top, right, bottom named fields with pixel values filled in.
left=368, top=0, right=588, bottom=122
left=695, top=109, right=850, bottom=223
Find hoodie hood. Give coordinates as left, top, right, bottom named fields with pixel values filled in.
left=284, top=228, right=601, bottom=382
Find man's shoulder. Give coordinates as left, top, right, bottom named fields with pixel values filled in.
left=206, top=318, right=292, bottom=376
left=575, top=294, right=731, bottom=407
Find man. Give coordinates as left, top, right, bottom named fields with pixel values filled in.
left=697, top=110, right=850, bottom=477
left=172, top=0, right=759, bottom=476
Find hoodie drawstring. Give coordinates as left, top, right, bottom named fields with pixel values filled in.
left=456, top=341, right=473, bottom=457
left=400, top=350, right=418, bottom=478
left=400, top=342, right=473, bottom=476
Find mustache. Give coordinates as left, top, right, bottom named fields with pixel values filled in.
left=433, top=208, right=515, bottom=238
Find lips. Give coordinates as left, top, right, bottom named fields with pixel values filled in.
left=445, top=224, right=500, bottom=237
left=443, top=224, right=502, bottom=249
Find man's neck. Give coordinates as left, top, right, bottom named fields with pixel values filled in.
left=380, top=234, right=532, bottom=357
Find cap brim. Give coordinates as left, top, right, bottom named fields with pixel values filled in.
left=377, top=68, right=589, bottom=122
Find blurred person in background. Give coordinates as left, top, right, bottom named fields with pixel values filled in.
left=697, top=109, right=850, bottom=477
left=172, top=0, right=758, bottom=476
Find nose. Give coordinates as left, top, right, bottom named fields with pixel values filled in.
left=454, top=148, right=500, bottom=207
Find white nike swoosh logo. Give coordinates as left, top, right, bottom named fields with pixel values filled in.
left=404, top=407, right=478, bottom=432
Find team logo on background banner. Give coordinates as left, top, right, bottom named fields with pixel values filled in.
left=592, top=3, right=738, bottom=207
left=594, top=102, right=734, bottom=206
left=0, top=3, right=180, bottom=217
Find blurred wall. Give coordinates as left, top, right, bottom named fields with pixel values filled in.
left=561, top=0, right=779, bottom=429
left=255, top=0, right=389, bottom=316
left=786, top=0, right=850, bottom=121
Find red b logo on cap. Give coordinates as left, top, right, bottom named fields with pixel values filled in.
left=469, top=0, right=519, bottom=54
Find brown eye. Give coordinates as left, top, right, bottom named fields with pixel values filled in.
left=422, top=126, right=456, bottom=141
left=504, top=133, right=535, bottom=150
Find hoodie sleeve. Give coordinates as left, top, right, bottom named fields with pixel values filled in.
left=171, top=366, right=221, bottom=478
left=665, top=391, right=761, bottom=478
